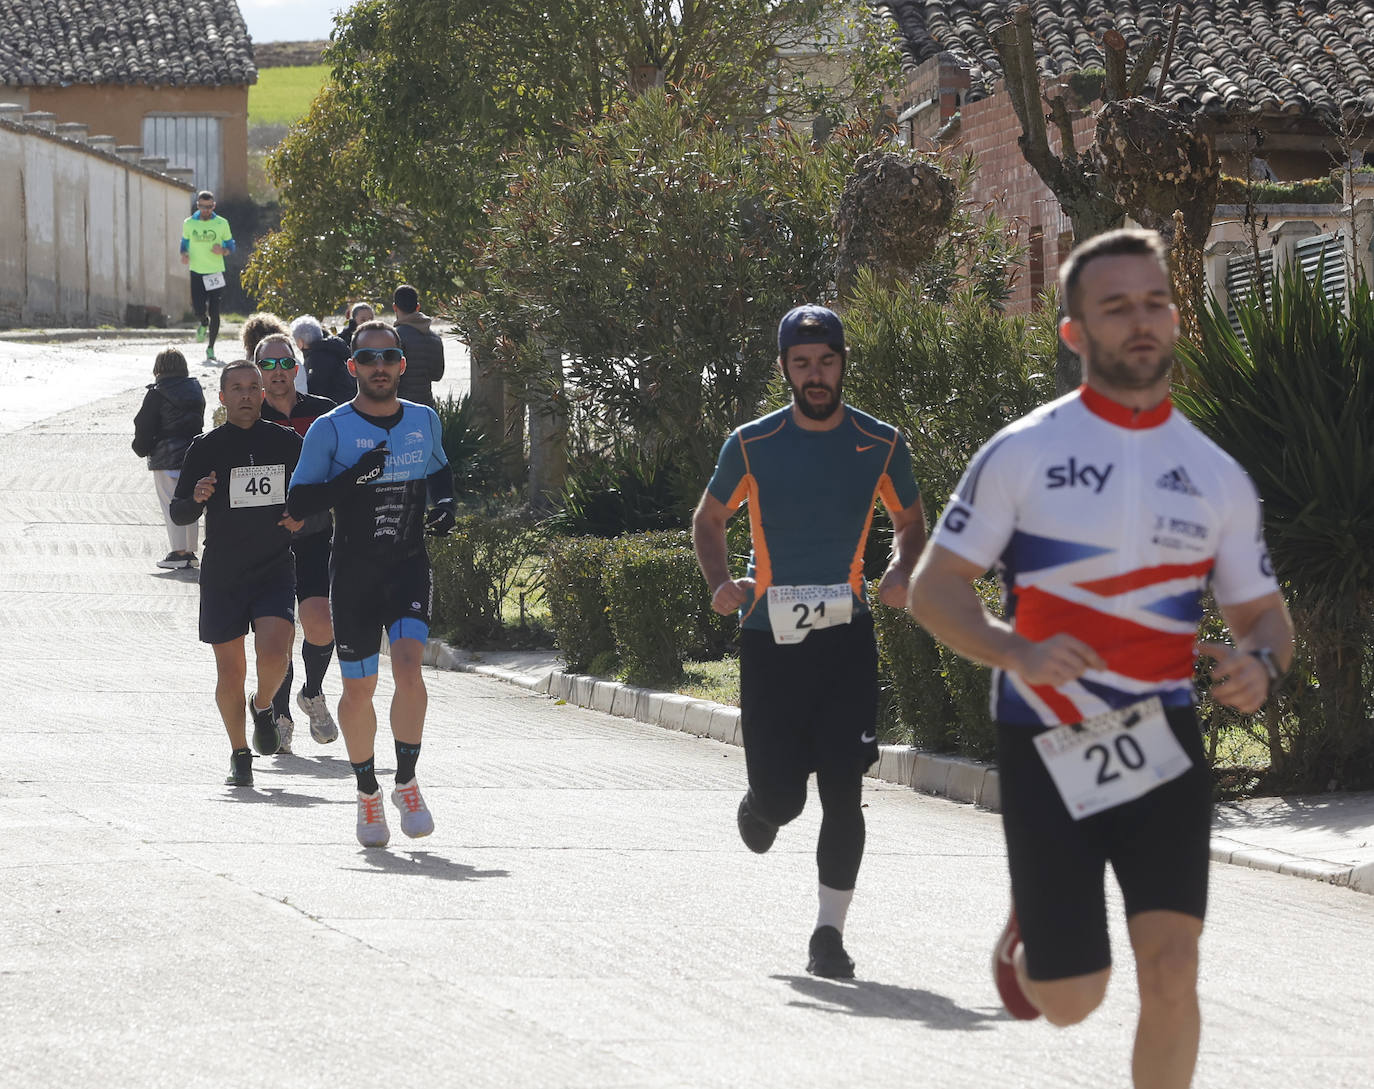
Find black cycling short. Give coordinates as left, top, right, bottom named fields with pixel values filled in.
left=198, top=563, right=296, bottom=645
left=330, top=556, right=432, bottom=678
left=998, top=704, right=1212, bottom=982
left=739, top=614, right=879, bottom=784
left=291, top=530, right=331, bottom=602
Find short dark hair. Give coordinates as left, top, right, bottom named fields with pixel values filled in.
left=253, top=334, right=296, bottom=362
left=1060, top=228, right=1171, bottom=317
left=219, top=360, right=262, bottom=391
left=352, top=320, right=402, bottom=349
left=349, top=301, right=375, bottom=320
left=196, top=190, right=215, bottom=203
left=241, top=312, right=290, bottom=357
left=393, top=284, right=419, bottom=313
left=153, top=348, right=188, bottom=379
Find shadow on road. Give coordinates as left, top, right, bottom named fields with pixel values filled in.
left=347, top=849, right=510, bottom=882
left=218, top=786, right=336, bottom=808
left=268, top=754, right=362, bottom=780
left=771, top=974, right=1003, bottom=1029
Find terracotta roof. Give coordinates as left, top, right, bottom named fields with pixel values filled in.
left=875, top=1, right=1374, bottom=120
left=0, top=0, right=256, bottom=87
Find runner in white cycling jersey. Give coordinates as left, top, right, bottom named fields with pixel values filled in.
left=909, top=228, right=1293, bottom=1089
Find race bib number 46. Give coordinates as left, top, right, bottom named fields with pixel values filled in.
left=202, top=271, right=226, bottom=291
left=229, top=464, right=286, bottom=508
left=1033, top=697, right=1192, bottom=820
left=766, top=583, right=853, bottom=645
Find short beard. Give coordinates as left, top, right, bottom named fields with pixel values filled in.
left=357, top=377, right=397, bottom=403
left=1081, top=329, right=1175, bottom=390
left=787, top=376, right=843, bottom=421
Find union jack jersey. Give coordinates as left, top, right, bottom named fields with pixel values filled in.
left=929, top=385, right=1278, bottom=726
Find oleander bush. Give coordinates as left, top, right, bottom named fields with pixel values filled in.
left=545, top=536, right=619, bottom=670
left=601, top=532, right=702, bottom=687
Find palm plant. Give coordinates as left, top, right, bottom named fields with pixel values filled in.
left=1175, top=261, right=1374, bottom=789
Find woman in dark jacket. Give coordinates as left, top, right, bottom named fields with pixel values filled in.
left=132, top=348, right=206, bottom=569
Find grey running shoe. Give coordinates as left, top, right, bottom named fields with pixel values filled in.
left=275, top=714, right=295, bottom=755
left=807, top=926, right=855, bottom=979
left=296, top=688, right=338, bottom=744
left=224, top=749, right=253, bottom=787
left=737, top=791, right=777, bottom=853
left=250, top=702, right=280, bottom=756
left=356, top=789, right=390, bottom=847
left=391, top=779, right=435, bottom=839
left=156, top=551, right=192, bottom=569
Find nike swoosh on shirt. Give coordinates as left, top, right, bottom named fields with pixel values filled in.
left=855, top=444, right=876, bottom=453
left=860, top=731, right=877, bottom=744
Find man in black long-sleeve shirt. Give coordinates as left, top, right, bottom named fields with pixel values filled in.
left=171, top=361, right=305, bottom=787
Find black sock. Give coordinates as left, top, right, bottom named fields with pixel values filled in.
left=395, top=741, right=422, bottom=784
left=272, top=661, right=294, bottom=718
left=300, top=641, right=334, bottom=698
left=352, top=756, right=379, bottom=795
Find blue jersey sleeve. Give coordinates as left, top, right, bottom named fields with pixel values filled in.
left=423, top=406, right=449, bottom=473
left=291, top=415, right=341, bottom=487
left=706, top=431, right=747, bottom=509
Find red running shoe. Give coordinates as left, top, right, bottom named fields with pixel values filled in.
left=992, top=908, right=1041, bottom=1020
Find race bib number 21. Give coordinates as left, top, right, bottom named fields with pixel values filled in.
left=766, top=583, right=853, bottom=645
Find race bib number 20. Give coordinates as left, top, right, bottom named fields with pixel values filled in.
left=766, top=583, right=853, bottom=645
left=1034, top=697, right=1192, bottom=820
left=229, top=464, right=286, bottom=508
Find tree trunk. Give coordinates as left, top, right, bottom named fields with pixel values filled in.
left=468, top=340, right=505, bottom=453
left=528, top=345, right=568, bottom=513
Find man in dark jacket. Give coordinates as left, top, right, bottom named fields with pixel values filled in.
left=392, top=284, right=445, bottom=408
left=132, top=348, right=206, bottom=569
left=291, top=314, right=358, bottom=404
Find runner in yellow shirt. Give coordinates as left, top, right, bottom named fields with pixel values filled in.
left=180, top=190, right=236, bottom=361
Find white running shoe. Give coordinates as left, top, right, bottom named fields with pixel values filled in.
left=275, top=714, right=294, bottom=755
left=356, top=790, right=390, bottom=847
left=296, top=688, right=338, bottom=744
left=391, top=779, right=435, bottom=839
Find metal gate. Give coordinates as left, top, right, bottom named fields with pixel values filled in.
left=141, top=115, right=222, bottom=196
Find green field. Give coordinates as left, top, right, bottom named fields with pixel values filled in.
left=248, top=64, right=330, bottom=126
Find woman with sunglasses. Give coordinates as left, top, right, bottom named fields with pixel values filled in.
left=254, top=335, right=342, bottom=754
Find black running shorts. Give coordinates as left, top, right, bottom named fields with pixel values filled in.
left=198, top=564, right=296, bottom=645
left=738, top=613, right=880, bottom=785
left=291, top=530, right=331, bottom=603
left=330, top=556, right=433, bottom=677
left=997, top=704, right=1213, bottom=981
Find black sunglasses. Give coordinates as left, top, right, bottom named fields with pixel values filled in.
left=258, top=357, right=297, bottom=370
left=354, top=348, right=404, bottom=366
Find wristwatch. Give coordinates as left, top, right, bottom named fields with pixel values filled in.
left=1249, top=647, right=1283, bottom=685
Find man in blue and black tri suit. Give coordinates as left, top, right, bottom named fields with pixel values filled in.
left=691, top=305, right=927, bottom=979
left=286, top=321, right=456, bottom=848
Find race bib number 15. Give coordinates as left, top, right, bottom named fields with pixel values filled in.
left=766, top=583, right=853, bottom=645
left=1034, top=697, right=1192, bottom=820
left=229, top=464, right=286, bottom=508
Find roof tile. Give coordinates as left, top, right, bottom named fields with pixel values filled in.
left=0, top=0, right=255, bottom=87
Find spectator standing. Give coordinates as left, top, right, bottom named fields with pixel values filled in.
left=391, top=284, right=445, bottom=408
left=341, top=302, right=376, bottom=347
left=292, top=315, right=358, bottom=404
left=243, top=312, right=306, bottom=395
left=132, top=348, right=206, bottom=570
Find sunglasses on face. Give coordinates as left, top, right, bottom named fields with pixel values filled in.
left=257, top=357, right=297, bottom=370
left=353, top=348, right=404, bottom=366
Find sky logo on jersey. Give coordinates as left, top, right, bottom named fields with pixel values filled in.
left=1156, top=466, right=1202, bottom=496
left=1046, top=459, right=1113, bottom=493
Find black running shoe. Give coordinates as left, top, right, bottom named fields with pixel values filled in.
left=225, top=748, right=254, bottom=787
left=737, top=791, right=777, bottom=853
left=807, top=925, right=855, bottom=979
left=251, top=702, right=281, bottom=756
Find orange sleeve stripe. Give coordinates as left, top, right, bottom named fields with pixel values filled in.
left=877, top=474, right=906, bottom=516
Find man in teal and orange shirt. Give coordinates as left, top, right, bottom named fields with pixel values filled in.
left=692, top=304, right=926, bottom=980
left=180, top=190, right=235, bottom=361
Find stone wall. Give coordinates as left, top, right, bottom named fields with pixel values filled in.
left=0, top=111, right=193, bottom=328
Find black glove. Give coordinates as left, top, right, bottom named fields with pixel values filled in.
left=349, top=442, right=388, bottom=486
left=425, top=499, right=456, bottom=537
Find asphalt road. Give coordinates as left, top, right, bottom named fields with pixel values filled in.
left=0, top=335, right=1370, bottom=1088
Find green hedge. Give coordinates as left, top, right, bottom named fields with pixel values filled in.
left=428, top=512, right=545, bottom=646
left=546, top=536, right=618, bottom=671
left=602, top=532, right=701, bottom=686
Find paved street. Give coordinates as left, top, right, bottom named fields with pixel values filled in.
left=1, top=334, right=1371, bottom=1088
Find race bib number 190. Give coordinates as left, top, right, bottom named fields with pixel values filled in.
left=766, top=583, right=853, bottom=645
left=1033, top=697, right=1192, bottom=820
left=229, top=464, right=286, bottom=508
